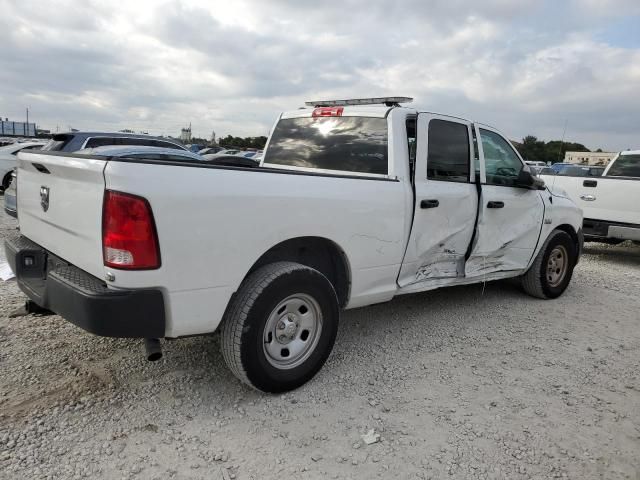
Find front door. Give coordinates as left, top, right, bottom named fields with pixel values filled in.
left=466, top=125, right=544, bottom=277
left=397, top=114, right=479, bottom=288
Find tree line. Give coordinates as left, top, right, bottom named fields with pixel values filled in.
left=512, top=135, right=599, bottom=164
left=190, top=135, right=268, bottom=149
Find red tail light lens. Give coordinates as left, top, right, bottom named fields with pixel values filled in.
left=102, top=190, right=160, bottom=270
left=312, top=106, right=344, bottom=117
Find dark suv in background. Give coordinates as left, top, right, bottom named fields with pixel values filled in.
left=41, top=132, right=186, bottom=152
left=4, top=132, right=187, bottom=217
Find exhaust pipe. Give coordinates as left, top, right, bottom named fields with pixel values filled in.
left=144, top=338, right=163, bottom=362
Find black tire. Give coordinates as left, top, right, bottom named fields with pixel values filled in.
left=521, top=230, right=577, bottom=299
left=221, top=261, right=339, bottom=393
left=1, top=172, right=12, bottom=192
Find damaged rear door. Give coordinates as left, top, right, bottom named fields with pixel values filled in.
left=397, top=114, right=478, bottom=288
left=465, top=125, right=544, bottom=276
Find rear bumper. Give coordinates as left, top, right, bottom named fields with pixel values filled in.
left=5, top=235, right=166, bottom=338
left=583, top=218, right=640, bottom=242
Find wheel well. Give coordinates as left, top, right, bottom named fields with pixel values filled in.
left=556, top=224, right=578, bottom=245
left=247, top=237, right=351, bottom=308
left=2, top=171, right=12, bottom=189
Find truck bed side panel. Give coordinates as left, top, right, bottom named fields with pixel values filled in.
left=104, top=162, right=408, bottom=337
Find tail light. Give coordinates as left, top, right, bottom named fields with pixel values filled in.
left=102, top=190, right=160, bottom=270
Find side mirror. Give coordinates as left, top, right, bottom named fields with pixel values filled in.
left=517, top=167, right=546, bottom=190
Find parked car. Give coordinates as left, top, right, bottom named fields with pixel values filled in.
left=549, top=163, right=575, bottom=174
left=76, top=145, right=205, bottom=162
left=0, top=141, right=46, bottom=191
left=540, top=150, right=640, bottom=243
left=525, top=160, right=547, bottom=167
left=5, top=132, right=188, bottom=218
left=554, top=165, right=604, bottom=177
left=5, top=97, right=582, bottom=393
left=41, top=132, right=187, bottom=152
left=202, top=149, right=242, bottom=159
left=198, top=146, right=224, bottom=155
left=3, top=170, right=17, bottom=216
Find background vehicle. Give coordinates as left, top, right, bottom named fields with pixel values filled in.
left=41, top=132, right=187, bottom=152
left=525, top=160, right=547, bottom=168
left=5, top=132, right=188, bottom=218
left=6, top=98, right=582, bottom=393
left=76, top=145, right=205, bottom=162
left=540, top=150, right=640, bottom=242
left=198, top=146, right=224, bottom=155
left=202, top=149, right=242, bottom=159
left=0, top=141, right=46, bottom=191
left=551, top=165, right=605, bottom=177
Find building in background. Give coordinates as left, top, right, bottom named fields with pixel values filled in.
left=1, top=118, right=36, bottom=137
left=564, top=151, right=617, bottom=166
left=180, top=123, right=192, bottom=143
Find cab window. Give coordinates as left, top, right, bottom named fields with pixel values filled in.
left=426, top=119, right=470, bottom=182
left=479, top=129, right=523, bottom=186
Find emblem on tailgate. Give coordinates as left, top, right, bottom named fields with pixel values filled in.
left=40, top=186, right=50, bottom=212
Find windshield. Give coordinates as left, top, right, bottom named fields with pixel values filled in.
left=264, top=116, right=388, bottom=175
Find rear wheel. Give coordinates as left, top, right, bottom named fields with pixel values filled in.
left=522, top=230, right=577, bottom=299
left=221, top=261, right=339, bottom=392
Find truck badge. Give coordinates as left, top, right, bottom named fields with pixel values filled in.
left=40, top=186, right=50, bottom=212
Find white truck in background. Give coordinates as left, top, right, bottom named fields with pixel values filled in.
left=5, top=97, right=583, bottom=393
left=540, top=150, right=640, bottom=243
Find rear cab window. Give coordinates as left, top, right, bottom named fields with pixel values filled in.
left=263, top=114, right=389, bottom=176
left=427, top=119, right=470, bottom=182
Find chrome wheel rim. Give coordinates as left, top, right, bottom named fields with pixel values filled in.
left=546, top=245, right=568, bottom=288
left=263, top=294, right=323, bottom=370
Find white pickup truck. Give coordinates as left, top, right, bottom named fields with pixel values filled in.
left=5, top=97, right=583, bottom=392
left=540, top=150, right=640, bottom=243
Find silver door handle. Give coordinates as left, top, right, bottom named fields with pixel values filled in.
left=580, top=194, right=596, bottom=201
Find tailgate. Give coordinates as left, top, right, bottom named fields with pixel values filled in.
left=16, top=152, right=107, bottom=279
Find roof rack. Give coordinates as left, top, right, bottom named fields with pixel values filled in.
left=305, top=97, right=413, bottom=108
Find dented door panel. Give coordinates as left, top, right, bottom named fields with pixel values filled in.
left=397, top=113, right=478, bottom=288
left=466, top=182, right=545, bottom=276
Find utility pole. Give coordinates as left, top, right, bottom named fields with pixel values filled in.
left=557, top=119, right=568, bottom=164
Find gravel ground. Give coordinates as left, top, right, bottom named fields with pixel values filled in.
left=0, top=206, right=639, bottom=480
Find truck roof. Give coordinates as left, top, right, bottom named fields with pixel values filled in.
left=280, top=104, right=477, bottom=125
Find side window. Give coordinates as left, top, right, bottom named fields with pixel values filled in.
left=479, top=129, right=523, bottom=186
left=427, top=119, right=470, bottom=182
left=85, top=137, right=111, bottom=148
left=606, top=155, right=640, bottom=177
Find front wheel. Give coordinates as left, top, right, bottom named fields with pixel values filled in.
left=221, top=261, right=339, bottom=393
left=521, top=230, right=577, bottom=299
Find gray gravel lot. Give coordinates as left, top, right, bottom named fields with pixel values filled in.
left=0, top=206, right=639, bottom=480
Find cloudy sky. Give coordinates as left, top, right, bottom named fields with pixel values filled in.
left=1, top=0, right=639, bottom=150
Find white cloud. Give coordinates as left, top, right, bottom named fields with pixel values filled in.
left=0, top=0, right=638, bottom=149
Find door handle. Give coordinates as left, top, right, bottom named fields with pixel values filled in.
left=487, top=201, right=504, bottom=209
left=420, top=199, right=439, bottom=209
left=580, top=194, right=596, bottom=201
left=583, top=180, right=597, bottom=187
